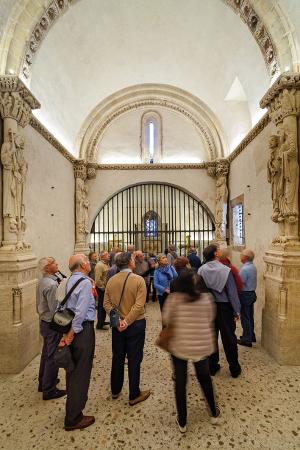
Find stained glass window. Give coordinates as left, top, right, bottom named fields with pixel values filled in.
left=232, top=203, right=244, bottom=246
left=144, top=211, right=158, bottom=237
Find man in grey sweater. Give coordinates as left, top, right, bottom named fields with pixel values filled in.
left=198, top=244, right=241, bottom=378
left=37, top=257, right=66, bottom=400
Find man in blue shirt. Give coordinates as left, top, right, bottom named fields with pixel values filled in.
left=238, top=249, right=257, bottom=348
left=59, top=254, right=96, bottom=431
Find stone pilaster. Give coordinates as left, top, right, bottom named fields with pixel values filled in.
left=0, top=76, right=40, bottom=373
left=74, top=160, right=90, bottom=254
left=207, top=159, right=229, bottom=246
left=260, top=72, right=300, bottom=365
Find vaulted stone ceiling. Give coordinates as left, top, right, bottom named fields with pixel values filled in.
left=1, top=0, right=300, bottom=159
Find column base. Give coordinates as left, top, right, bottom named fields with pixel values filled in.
left=262, top=245, right=300, bottom=365
left=74, top=241, right=90, bottom=254
left=0, top=251, right=40, bottom=373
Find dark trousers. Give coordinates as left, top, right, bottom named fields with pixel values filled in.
left=149, top=277, right=156, bottom=301
left=172, top=356, right=217, bottom=427
left=240, top=291, right=256, bottom=343
left=65, top=322, right=95, bottom=427
left=158, top=292, right=168, bottom=312
left=96, top=287, right=106, bottom=329
left=209, top=303, right=241, bottom=375
left=111, top=319, right=146, bottom=400
left=38, top=321, right=61, bottom=395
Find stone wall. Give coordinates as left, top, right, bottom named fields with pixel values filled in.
left=23, top=124, right=75, bottom=274
left=228, top=120, right=278, bottom=336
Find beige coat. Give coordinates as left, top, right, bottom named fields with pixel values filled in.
left=162, top=292, right=216, bottom=361
left=95, top=260, right=109, bottom=289
left=104, top=271, right=146, bottom=326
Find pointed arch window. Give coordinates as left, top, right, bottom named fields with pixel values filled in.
left=141, top=111, right=162, bottom=163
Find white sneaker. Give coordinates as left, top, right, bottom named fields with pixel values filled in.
left=210, top=406, right=223, bottom=425
left=176, top=417, right=187, bottom=433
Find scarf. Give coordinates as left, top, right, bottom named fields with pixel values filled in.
left=198, top=260, right=230, bottom=293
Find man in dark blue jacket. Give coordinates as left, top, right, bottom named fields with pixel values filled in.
left=187, top=247, right=201, bottom=271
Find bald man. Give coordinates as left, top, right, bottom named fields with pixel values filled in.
left=60, top=254, right=96, bottom=431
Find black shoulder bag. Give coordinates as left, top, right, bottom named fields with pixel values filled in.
left=50, top=277, right=85, bottom=333
left=109, top=273, right=131, bottom=328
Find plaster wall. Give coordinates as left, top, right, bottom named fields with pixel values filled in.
left=87, top=168, right=216, bottom=232
left=23, top=125, right=75, bottom=275
left=98, top=107, right=207, bottom=164
left=228, top=121, right=278, bottom=335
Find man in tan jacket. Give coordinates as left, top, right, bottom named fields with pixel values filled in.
left=95, top=250, right=110, bottom=330
left=104, top=252, right=151, bottom=406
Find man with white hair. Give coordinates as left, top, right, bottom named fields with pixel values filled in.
left=59, top=254, right=96, bottom=431
left=238, top=249, right=257, bottom=348
left=37, top=257, right=66, bottom=400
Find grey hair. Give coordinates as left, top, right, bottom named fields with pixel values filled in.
left=115, top=252, right=132, bottom=270
left=242, top=249, right=255, bottom=261
left=38, top=257, right=54, bottom=274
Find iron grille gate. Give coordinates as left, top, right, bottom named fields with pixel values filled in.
left=90, top=183, right=215, bottom=256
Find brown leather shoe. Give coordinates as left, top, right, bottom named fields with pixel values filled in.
left=129, top=390, right=151, bottom=406
left=64, top=415, right=95, bottom=431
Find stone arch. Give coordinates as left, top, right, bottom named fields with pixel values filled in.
left=0, top=0, right=299, bottom=83
left=78, top=84, right=227, bottom=163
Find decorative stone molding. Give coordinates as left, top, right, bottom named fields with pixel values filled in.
left=228, top=113, right=270, bottom=162
left=261, top=73, right=300, bottom=244
left=223, top=0, right=280, bottom=79
left=30, top=115, right=76, bottom=163
left=86, top=99, right=218, bottom=163
left=96, top=163, right=208, bottom=170
left=78, top=84, right=226, bottom=163
left=21, top=0, right=72, bottom=80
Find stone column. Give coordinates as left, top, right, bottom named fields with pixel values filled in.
left=260, top=73, right=300, bottom=364
left=74, top=160, right=92, bottom=254
left=0, top=76, right=41, bottom=373
left=207, top=159, right=229, bottom=246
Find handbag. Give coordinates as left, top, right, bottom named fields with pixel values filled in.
left=50, top=277, right=85, bottom=333
left=155, top=325, right=174, bottom=353
left=54, top=344, right=75, bottom=373
left=109, top=273, right=131, bottom=328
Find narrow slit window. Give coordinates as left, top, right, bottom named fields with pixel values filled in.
left=148, top=122, right=155, bottom=163
left=141, top=112, right=162, bottom=163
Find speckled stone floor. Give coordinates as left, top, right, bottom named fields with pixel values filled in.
left=0, top=302, right=299, bottom=450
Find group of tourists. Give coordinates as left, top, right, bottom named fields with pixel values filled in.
left=36, top=242, right=257, bottom=433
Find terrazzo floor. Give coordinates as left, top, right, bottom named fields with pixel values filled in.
left=0, top=302, right=299, bottom=450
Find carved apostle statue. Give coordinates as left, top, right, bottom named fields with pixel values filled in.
left=267, top=135, right=281, bottom=222
left=215, top=174, right=228, bottom=240
left=277, top=127, right=299, bottom=223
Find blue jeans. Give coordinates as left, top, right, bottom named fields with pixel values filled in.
left=240, top=291, right=256, bottom=343
left=111, top=319, right=146, bottom=400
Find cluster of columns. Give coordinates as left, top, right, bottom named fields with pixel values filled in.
left=0, top=73, right=299, bottom=373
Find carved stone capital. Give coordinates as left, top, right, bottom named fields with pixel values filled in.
left=260, top=73, right=300, bottom=125
left=0, top=76, right=40, bottom=127
left=73, top=160, right=87, bottom=180
left=86, top=163, right=97, bottom=179
left=215, top=159, right=230, bottom=177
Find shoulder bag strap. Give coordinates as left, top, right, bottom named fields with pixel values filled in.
left=117, top=272, right=131, bottom=309
left=60, top=277, right=86, bottom=308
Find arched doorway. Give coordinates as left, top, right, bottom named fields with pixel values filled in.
left=89, top=183, right=215, bottom=256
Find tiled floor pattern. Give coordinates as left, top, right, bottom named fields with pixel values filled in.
left=0, top=302, right=299, bottom=450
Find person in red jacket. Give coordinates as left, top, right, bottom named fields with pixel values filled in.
left=218, top=248, right=243, bottom=295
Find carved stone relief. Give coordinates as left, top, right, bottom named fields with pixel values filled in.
left=262, top=73, right=300, bottom=245
left=74, top=161, right=90, bottom=245
left=12, top=287, right=22, bottom=324
left=21, top=0, right=72, bottom=80
left=207, top=159, right=229, bottom=241
left=222, top=0, right=279, bottom=78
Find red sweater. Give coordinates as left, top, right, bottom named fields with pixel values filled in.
left=219, top=258, right=243, bottom=295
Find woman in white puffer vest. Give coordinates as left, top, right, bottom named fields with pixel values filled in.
left=163, top=270, right=221, bottom=433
